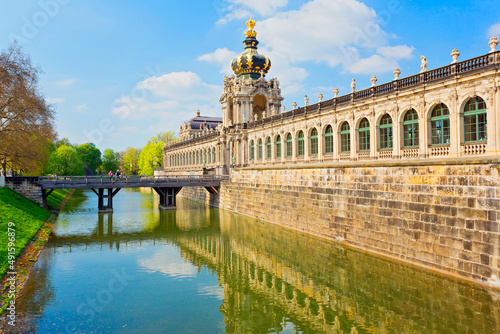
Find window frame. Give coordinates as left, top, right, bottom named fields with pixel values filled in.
left=358, top=118, right=370, bottom=152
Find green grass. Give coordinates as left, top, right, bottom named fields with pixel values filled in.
left=46, top=189, right=72, bottom=209
left=0, top=187, right=70, bottom=277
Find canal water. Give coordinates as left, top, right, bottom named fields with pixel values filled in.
left=12, top=189, right=500, bottom=333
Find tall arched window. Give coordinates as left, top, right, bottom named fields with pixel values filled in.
left=310, top=128, right=318, bottom=155
left=379, top=114, right=393, bottom=149
left=324, top=125, right=333, bottom=154
left=464, top=96, right=487, bottom=142
left=258, top=139, right=263, bottom=159
left=204, top=151, right=207, bottom=164
left=250, top=140, right=255, bottom=160
left=340, top=122, right=350, bottom=153
left=208, top=149, right=211, bottom=163
left=297, top=131, right=305, bottom=156
left=358, top=118, right=370, bottom=151
left=212, top=148, right=216, bottom=163
left=276, top=135, right=282, bottom=158
left=286, top=133, right=292, bottom=157
left=403, top=109, right=419, bottom=147
left=266, top=137, right=271, bottom=159
left=431, top=104, right=450, bottom=145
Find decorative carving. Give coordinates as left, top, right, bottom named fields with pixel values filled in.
left=304, top=95, right=309, bottom=106
left=489, top=36, right=499, bottom=53
left=370, top=75, right=377, bottom=87
left=351, top=79, right=356, bottom=92
left=393, top=68, right=401, bottom=80
left=292, top=101, right=297, bottom=109
left=245, top=18, right=257, bottom=38
left=450, top=48, right=460, bottom=63
left=318, top=93, right=323, bottom=102
left=281, top=105, right=285, bottom=113
left=420, top=55, right=427, bottom=73
left=333, top=88, right=339, bottom=97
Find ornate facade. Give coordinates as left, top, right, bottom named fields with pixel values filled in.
left=162, top=21, right=500, bottom=174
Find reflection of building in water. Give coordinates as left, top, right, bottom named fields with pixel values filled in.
left=174, top=211, right=500, bottom=334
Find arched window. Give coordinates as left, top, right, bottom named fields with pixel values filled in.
left=208, top=149, right=211, bottom=163
left=258, top=139, right=263, bottom=159
left=340, top=122, right=350, bottom=153
left=204, top=151, right=207, bottom=164
left=286, top=133, right=293, bottom=157
left=250, top=140, right=255, bottom=160
left=297, top=131, right=305, bottom=156
left=310, top=128, right=318, bottom=155
left=431, top=104, right=450, bottom=145
left=379, top=114, right=393, bottom=149
left=403, top=109, right=419, bottom=147
left=358, top=118, right=370, bottom=151
left=324, top=125, right=333, bottom=154
left=464, top=96, right=487, bottom=142
left=266, top=137, right=271, bottom=159
left=276, top=135, right=282, bottom=158
left=212, top=148, right=216, bottom=163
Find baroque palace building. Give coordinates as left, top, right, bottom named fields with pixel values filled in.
left=162, top=19, right=500, bottom=174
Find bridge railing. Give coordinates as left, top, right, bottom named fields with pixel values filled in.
left=38, top=174, right=229, bottom=186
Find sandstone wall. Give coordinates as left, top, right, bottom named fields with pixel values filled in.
left=214, top=164, right=500, bottom=288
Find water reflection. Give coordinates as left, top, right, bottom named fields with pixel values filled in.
left=12, top=189, right=500, bottom=333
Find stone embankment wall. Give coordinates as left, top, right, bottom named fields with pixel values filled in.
left=5, top=183, right=43, bottom=205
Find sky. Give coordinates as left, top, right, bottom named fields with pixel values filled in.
left=0, top=0, right=499, bottom=152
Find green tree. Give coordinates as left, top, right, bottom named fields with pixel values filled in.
left=148, top=131, right=176, bottom=145
left=45, top=145, right=84, bottom=176
left=138, top=141, right=164, bottom=175
left=76, top=143, right=102, bottom=175
left=54, top=138, right=73, bottom=149
left=121, top=147, right=141, bottom=175
left=101, top=148, right=120, bottom=173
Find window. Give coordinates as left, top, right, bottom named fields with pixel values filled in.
left=324, top=125, right=333, bottom=154
left=340, top=122, right=350, bottom=153
left=464, top=97, right=487, bottom=142
left=258, top=139, right=263, bottom=159
left=286, top=133, right=292, bottom=157
left=403, top=109, right=419, bottom=147
left=208, top=149, right=211, bottom=163
left=250, top=140, right=254, bottom=160
left=266, top=137, right=271, bottom=159
left=276, top=135, right=282, bottom=158
left=310, top=128, right=318, bottom=155
left=431, top=104, right=450, bottom=145
left=358, top=118, right=370, bottom=151
left=212, top=148, right=216, bottom=163
left=297, top=131, right=305, bottom=156
left=379, top=114, right=393, bottom=149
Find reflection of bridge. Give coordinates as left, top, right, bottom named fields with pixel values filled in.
left=36, top=175, right=226, bottom=212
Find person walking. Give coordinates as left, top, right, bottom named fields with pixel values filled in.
left=116, top=170, right=120, bottom=179
left=108, top=170, right=113, bottom=180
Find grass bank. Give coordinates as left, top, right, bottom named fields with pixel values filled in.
left=0, top=188, right=71, bottom=277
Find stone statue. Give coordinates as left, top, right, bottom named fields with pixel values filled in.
left=304, top=95, right=309, bottom=106
left=333, top=88, right=339, bottom=97
left=420, top=55, right=427, bottom=73
left=260, top=69, right=265, bottom=78
left=318, top=93, right=323, bottom=102
left=351, top=79, right=356, bottom=93
left=370, top=75, right=377, bottom=87
left=450, top=48, right=460, bottom=63
left=292, top=101, right=297, bottom=109
left=393, top=68, right=401, bottom=80
left=489, top=36, right=499, bottom=53
left=281, top=105, right=285, bottom=113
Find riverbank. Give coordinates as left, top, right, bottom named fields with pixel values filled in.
left=0, top=188, right=73, bottom=318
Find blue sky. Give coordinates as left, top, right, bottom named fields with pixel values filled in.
left=1, top=0, right=499, bottom=152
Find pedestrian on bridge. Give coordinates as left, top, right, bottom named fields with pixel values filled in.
left=108, top=170, right=113, bottom=180
left=116, top=170, right=121, bottom=179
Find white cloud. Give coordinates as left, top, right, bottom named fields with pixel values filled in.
left=76, top=104, right=88, bottom=112
left=111, top=71, right=222, bottom=122
left=55, top=78, right=77, bottom=87
left=138, top=251, right=197, bottom=279
left=46, top=97, right=65, bottom=104
left=216, top=8, right=252, bottom=26
left=198, top=48, right=238, bottom=74
left=197, top=285, right=224, bottom=300
left=377, top=45, right=414, bottom=59
left=344, top=54, right=397, bottom=74
left=488, top=23, right=500, bottom=39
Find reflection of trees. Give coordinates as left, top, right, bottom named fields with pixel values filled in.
left=12, top=249, right=55, bottom=333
